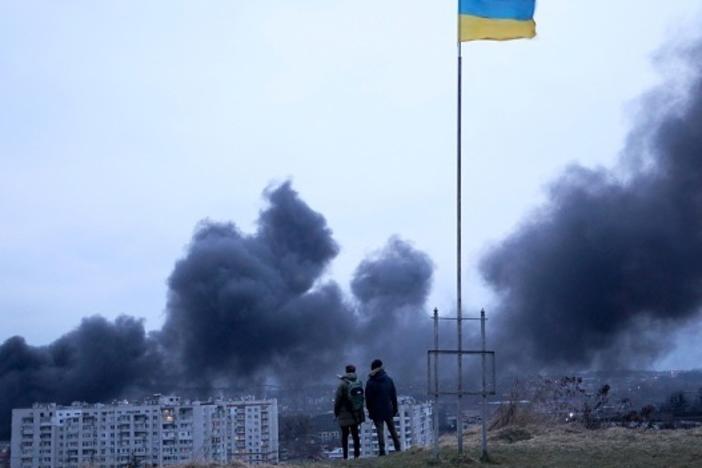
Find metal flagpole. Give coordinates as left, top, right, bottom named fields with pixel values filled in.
left=480, top=309, right=488, bottom=460
left=433, top=308, right=440, bottom=458
left=456, top=32, right=464, bottom=454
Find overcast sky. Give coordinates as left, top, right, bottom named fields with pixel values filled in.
left=1, top=1, right=701, bottom=368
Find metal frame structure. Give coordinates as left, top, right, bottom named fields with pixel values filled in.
left=427, top=308, right=496, bottom=460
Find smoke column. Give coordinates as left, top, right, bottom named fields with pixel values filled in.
left=160, top=181, right=355, bottom=381
left=352, top=237, right=434, bottom=376
left=481, top=41, right=702, bottom=370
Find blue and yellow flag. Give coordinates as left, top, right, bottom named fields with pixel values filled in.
left=459, top=0, right=536, bottom=42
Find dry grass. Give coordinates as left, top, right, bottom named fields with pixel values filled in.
left=465, top=424, right=702, bottom=467
left=289, top=424, right=702, bottom=467
left=181, top=422, right=702, bottom=467
left=180, top=463, right=279, bottom=468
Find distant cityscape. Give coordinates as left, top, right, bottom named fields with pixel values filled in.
left=10, top=395, right=278, bottom=468
left=4, top=369, right=702, bottom=467
left=8, top=394, right=434, bottom=467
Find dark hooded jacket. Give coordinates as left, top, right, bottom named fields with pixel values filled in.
left=334, top=372, right=362, bottom=427
left=364, top=367, right=398, bottom=422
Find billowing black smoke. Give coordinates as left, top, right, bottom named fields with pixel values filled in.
left=352, top=237, right=434, bottom=376
left=0, top=316, right=163, bottom=438
left=0, top=182, right=434, bottom=439
left=161, top=182, right=355, bottom=380
left=481, top=41, right=702, bottom=370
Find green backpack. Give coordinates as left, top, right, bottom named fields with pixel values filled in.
left=347, top=380, right=365, bottom=414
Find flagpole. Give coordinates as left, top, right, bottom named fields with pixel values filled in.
left=456, top=33, right=464, bottom=455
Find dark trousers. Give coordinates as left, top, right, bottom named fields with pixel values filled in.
left=374, top=417, right=401, bottom=455
left=340, top=424, right=360, bottom=459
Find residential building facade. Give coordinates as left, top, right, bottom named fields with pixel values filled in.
left=357, top=397, right=433, bottom=457
left=11, top=395, right=278, bottom=468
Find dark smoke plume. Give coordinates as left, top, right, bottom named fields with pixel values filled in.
left=161, top=181, right=355, bottom=380
left=352, top=237, right=434, bottom=376
left=0, top=182, right=434, bottom=438
left=481, top=41, right=702, bottom=370
left=0, top=316, right=162, bottom=438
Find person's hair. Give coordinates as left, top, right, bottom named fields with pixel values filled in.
left=371, top=359, right=383, bottom=370
left=345, top=364, right=356, bottom=373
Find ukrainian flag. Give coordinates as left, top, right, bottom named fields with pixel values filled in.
left=460, top=0, right=536, bottom=42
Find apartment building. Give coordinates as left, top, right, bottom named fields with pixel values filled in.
left=11, top=395, right=278, bottom=468
left=358, top=397, right=433, bottom=457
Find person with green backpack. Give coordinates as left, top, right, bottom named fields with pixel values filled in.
left=334, top=364, right=366, bottom=459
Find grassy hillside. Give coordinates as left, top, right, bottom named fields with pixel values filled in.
left=290, top=425, right=702, bottom=468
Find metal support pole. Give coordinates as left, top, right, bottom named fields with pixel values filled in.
left=456, top=40, right=464, bottom=455
left=480, top=309, right=488, bottom=461
left=433, top=308, right=440, bottom=458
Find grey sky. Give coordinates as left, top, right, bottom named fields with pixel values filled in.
left=1, top=1, right=701, bottom=367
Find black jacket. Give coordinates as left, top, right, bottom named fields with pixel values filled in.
left=364, top=368, right=398, bottom=422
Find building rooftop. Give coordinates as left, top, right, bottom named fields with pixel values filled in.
left=22, top=394, right=275, bottom=411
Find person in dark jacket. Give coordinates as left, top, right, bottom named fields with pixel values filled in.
left=334, top=364, right=362, bottom=459
left=365, top=359, right=401, bottom=456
